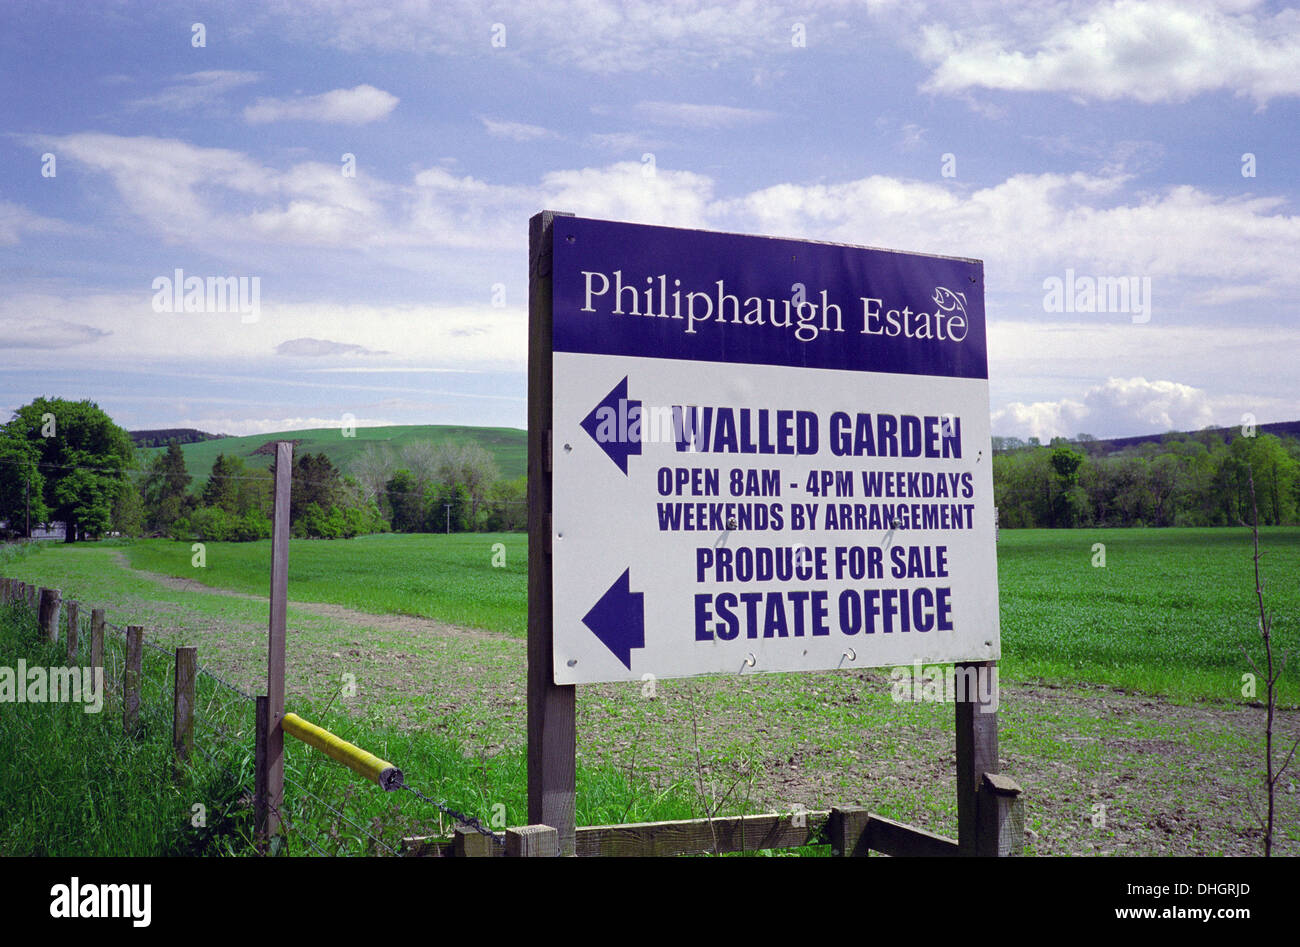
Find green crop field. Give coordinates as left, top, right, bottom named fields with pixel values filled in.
left=3, top=527, right=1298, bottom=857
left=125, top=532, right=529, bottom=637
left=997, top=527, right=1300, bottom=702
left=20, top=526, right=1296, bottom=704
left=138, top=424, right=527, bottom=481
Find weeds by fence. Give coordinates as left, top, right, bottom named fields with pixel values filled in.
left=0, top=575, right=554, bottom=856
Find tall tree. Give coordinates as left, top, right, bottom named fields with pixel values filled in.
left=0, top=431, right=47, bottom=537
left=1, top=398, right=132, bottom=541
left=142, top=440, right=194, bottom=533
left=291, top=453, right=341, bottom=522
left=385, top=468, right=422, bottom=532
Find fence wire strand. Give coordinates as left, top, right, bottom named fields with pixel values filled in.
left=5, top=585, right=511, bottom=857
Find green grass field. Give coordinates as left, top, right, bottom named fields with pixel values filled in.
left=105, top=527, right=1300, bottom=703
left=3, top=528, right=1297, bottom=856
left=139, top=424, right=527, bottom=481
left=0, top=601, right=705, bottom=856
left=126, top=532, right=529, bottom=636
left=998, top=527, right=1299, bottom=702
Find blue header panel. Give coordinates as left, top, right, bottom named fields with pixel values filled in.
left=551, top=216, right=986, bottom=379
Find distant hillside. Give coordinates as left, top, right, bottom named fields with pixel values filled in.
left=1093, top=420, right=1300, bottom=454
left=130, top=428, right=228, bottom=448
left=140, top=425, right=526, bottom=482
left=995, top=419, right=1300, bottom=455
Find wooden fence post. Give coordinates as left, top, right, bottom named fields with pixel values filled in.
left=254, top=696, right=272, bottom=851
left=956, top=659, right=1000, bottom=856
left=829, top=806, right=872, bottom=857
left=982, top=773, right=1025, bottom=856
left=65, top=601, right=79, bottom=664
left=123, top=625, right=143, bottom=733
left=28, top=583, right=38, bottom=612
left=90, top=608, right=105, bottom=678
left=455, top=826, right=495, bottom=857
left=258, top=441, right=293, bottom=847
left=506, top=824, right=559, bottom=857
left=0, top=577, right=10, bottom=603
left=39, top=587, right=61, bottom=643
left=173, top=646, right=197, bottom=771
left=527, top=210, right=578, bottom=857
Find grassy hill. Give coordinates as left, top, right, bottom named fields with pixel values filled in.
left=138, top=425, right=526, bottom=481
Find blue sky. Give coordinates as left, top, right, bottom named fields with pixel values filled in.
left=2, top=0, right=1298, bottom=440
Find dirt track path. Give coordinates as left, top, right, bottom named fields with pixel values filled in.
left=106, top=551, right=1300, bottom=856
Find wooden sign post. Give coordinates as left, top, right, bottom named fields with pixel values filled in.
left=527, top=210, right=577, bottom=855
left=255, top=441, right=293, bottom=846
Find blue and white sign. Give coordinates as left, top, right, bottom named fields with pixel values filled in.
left=550, top=215, right=999, bottom=685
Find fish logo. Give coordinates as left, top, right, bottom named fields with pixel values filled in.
left=932, top=286, right=967, bottom=318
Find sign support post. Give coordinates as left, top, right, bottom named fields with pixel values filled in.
left=955, top=658, right=998, bottom=855
left=528, top=210, right=577, bottom=855
left=256, top=440, right=292, bottom=848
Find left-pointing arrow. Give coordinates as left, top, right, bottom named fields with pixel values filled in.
left=581, top=568, right=645, bottom=670
left=580, top=376, right=642, bottom=475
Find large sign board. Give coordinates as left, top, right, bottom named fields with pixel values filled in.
left=547, top=215, right=999, bottom=685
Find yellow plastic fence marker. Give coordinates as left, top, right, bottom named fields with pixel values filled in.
left=281, top=712, right=404, bottom=791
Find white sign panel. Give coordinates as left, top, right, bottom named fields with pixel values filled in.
left=546, top=216, right=999, bottom=685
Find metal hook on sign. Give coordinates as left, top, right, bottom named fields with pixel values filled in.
left=739, top=653, right=756, bottom=673
left=838, top=648, right=856, bottom=668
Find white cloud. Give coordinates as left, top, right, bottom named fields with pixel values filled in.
left=0, top=201, right=73, bottom=245
left=275, top=337, right=386, bottom=357
left=266, top=0, right=835, bottom=72
left=992, top=376, right=1218, bottom=440
left=175, top=416, right=400, bottom=437
left=539, top=162, right=718, bottom=230
left=32, top=130, right=1300, bottom=313
left=0, top=313, right=109, bottom=348
left=987, top=320, right=1300, bottom=411
left=631, top=101, right=776, bottom=128
left=587, top=131, right=667, bottom=153
left=481, top=118, right=559, bottom=141
left=722, top=173, right=1300, bottom=293
left=0, top=293, right=527, bottom=370
left=35, top=134, right=387, bottom=248
left=243, top=84, right=399, bottom=124
left=916, top=0, right=1300, bottom=105
left=126, top=71, right=262, bottom=111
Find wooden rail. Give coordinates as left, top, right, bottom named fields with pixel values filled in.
left=399, top=804, right=989, bottom=858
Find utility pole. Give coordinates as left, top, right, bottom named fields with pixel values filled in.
left=25, top=471, right=30, bottom=539
left=444, top=502, right=451, bottom=534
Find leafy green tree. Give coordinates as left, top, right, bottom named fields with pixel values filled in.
left=0, top=433, right=48, bottom=537
left=1049, top=446, right=1085, bottom=527
left=425, top=482, right=470, bottom=533
left=385, top=469, right=422, bottom=532
left=291, top=453, right=340, bottom=523
left=484, top=476, right=526, bottom=531
left=2, top=398, right=132, bottom=541
left=110, top=478, right=144, bottom=536
left=142, top=440, right=194, bottom=533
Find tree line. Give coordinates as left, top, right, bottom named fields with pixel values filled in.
left=993, top=429, right=1300, bottom=528
left=0, top=397, right=525, bottom=541
left=8, top=396, right=1298, bottom=541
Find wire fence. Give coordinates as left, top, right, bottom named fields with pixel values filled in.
left=4, top=585, right=507, bottom=856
